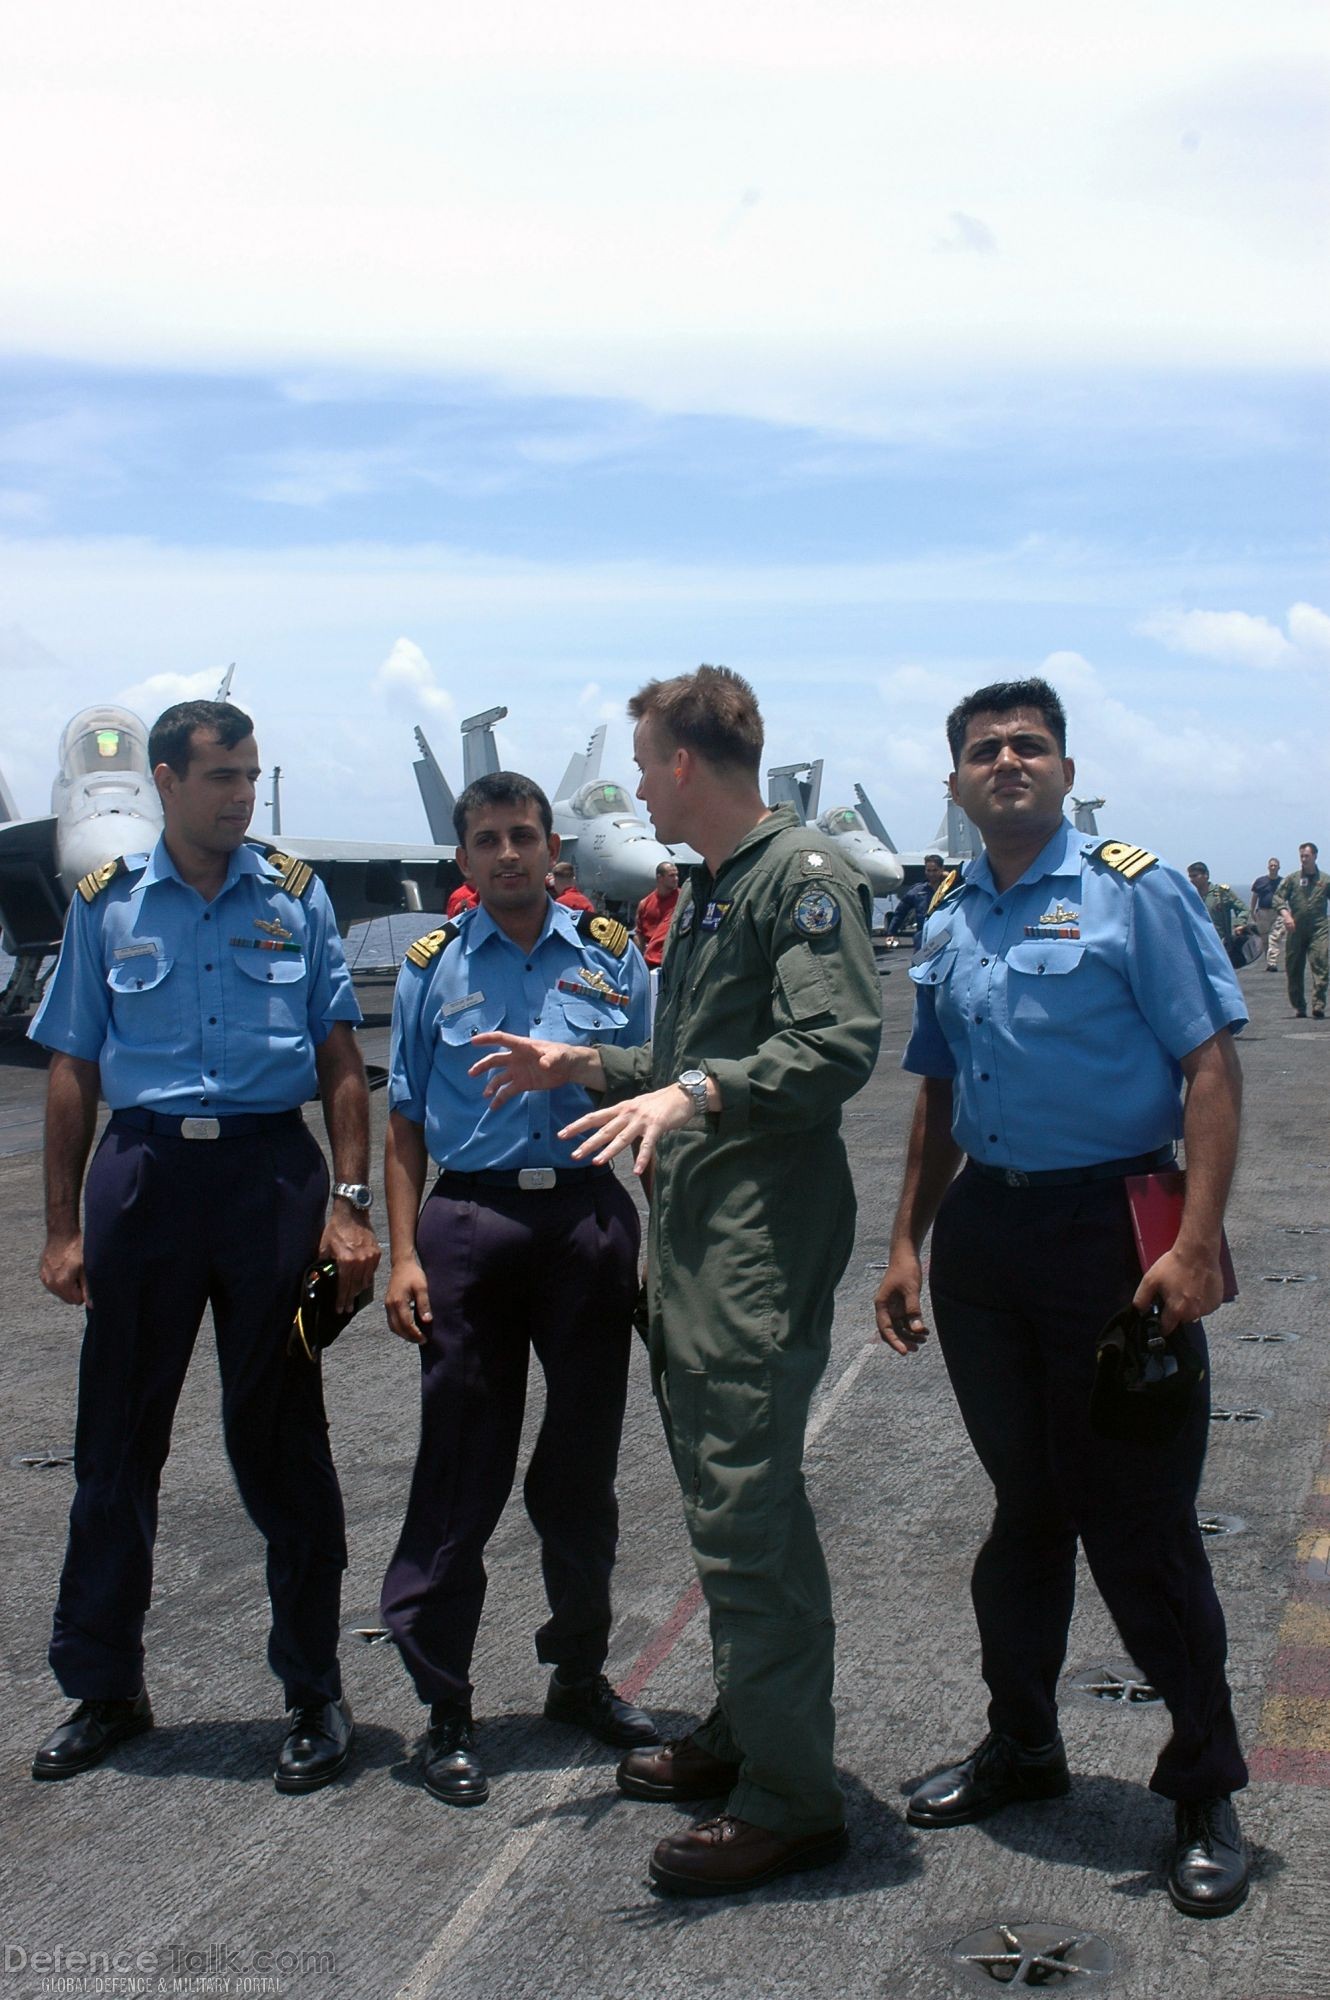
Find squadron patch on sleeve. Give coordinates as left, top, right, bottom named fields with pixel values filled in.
left=404, top=923, right=459, bottom=968
left=1091, top=839, right=1158, bottom=881
left=792, top=887, right=841, bottom=937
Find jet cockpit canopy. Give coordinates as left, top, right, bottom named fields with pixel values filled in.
left=56, top=708, right=150, bottom=784
left=570, top=779, right=637, bottom=821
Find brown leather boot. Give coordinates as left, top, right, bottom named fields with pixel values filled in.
left=616, top=1733, right=741, bottom=1802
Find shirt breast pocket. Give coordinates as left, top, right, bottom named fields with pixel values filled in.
left=1005, top=940, right=1085, bottom=1022
left=908, top=945, right=959, bottom=990
left=555, top=996, right=628, bottom=1041
left=232, top=948, right=309, bottom=1035
left=437, top=995, right=507, bottom=1049
left=106, top=954, right=180, bottom=1046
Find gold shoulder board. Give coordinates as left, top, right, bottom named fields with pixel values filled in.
left=586, top=913, right=630, bottom=957
left=926, top=869, right=959, bottom=915
left=266, top=849, right=315, bottom=898
left=1093, top=839, right=1158, bottom=880
left=76, top=856, right=128, bottom=903
left=405, top=924, right=457, bottom=968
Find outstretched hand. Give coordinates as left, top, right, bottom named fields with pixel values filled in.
left=561, top=1085, right=697, bottom=1177
left=468, top=1031, right=583, bottom=1107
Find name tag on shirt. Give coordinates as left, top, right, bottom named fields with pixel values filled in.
left=915, top=926, right=951, bottom=963
left=113, top=941, right=158, bottom=961
left=441, top=990, right=485, bottom=1020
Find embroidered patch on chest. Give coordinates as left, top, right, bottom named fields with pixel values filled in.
left=701, top=900, right=733, bottom=932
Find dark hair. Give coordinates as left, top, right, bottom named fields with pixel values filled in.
left=924, top=852, right=944, bottom=867
left=1188, top=862, right=1209, bottom=876
left=628, top=664, right=763, bottom=776
left=149, top=700, right=255, bottom=775
left=945, top=678, right=1067, bottom=763
left=454, top=771, right=553, bottom=845
left=1301, top=840, right=1319, bottom=856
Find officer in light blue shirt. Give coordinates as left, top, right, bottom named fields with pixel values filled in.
left=27, top=700, right=377, bottom=1799
left=380, top=770, right=658, bottom=1809
left=876, top=677, right=1251, bottom=1920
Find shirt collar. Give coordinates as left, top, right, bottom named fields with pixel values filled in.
left=464, top=895, right=569, bottom=955
left=133, top=835, right=270, bottom=897
left=965, top=818, right=1081, bottom=900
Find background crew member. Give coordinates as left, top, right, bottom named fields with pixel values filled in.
left=1272, top=842, right=1329, bottom=1019
left=29, top=699, right=378, bottom=1793
left=471, top=667, right=882, bottom=1896
left=876, top=677, right=1250, bottom=1918
left=380, top=771, right=657, bottom=1807
left=633, top=859, right=680, bottom=968
left=886, top=853, right=946, bottom=945
left=1249, top=856, right=1281, bottom=964
left=549, top=857, right=596, bottom=912
left=1187, top=863, right=1256, bottom=966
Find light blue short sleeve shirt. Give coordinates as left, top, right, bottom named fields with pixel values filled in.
left=30, top=838, right=361, bottom=1113
left=389, top=898, right=650, bottom=1171
left=902, top=819, right=1247, bottom=1170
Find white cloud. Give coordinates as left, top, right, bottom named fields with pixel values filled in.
left=1139, top=603, right=1330, bottom=671
left=0, top=2, right=1323, bottom=431
left=115, top=667, right=229, bottom=714
left=371, top=636, right=455, bottom=723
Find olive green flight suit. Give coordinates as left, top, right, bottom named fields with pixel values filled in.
left=1201, top=882, right=1253, bottom=950
left=597, top=805, right=882, bottom=1836
left=1273, top=867, right=1330, bottom=1014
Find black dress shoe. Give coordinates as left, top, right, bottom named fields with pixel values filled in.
left=31, top=1690, right=153, bottom=1781
left=649, top=1814, right=849, bottom=1896
left=544, top=1672, right=660, bottom=1749
left=423, top=1705, right=489, bottom=1806
left=906, top=1731, right=1070, bottom=1827
left=1167, top=1796, right=1249, bottom=1917
left=617, top=1734, right=742, bottom=1802
left=274, top=1697, right=354, bottom=1794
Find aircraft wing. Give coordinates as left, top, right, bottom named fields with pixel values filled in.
left=250, top=837, right=462, bottom=933
left=0, top=815, right=66, bottom=955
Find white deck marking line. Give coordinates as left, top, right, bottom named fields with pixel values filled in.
left=392, top=1334, right=880, bottom=1996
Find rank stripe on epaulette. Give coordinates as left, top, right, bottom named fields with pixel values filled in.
left=926, top=869, right=960, bottom=915
left=76, top=856, right=130, bottom=902
left=1094, top=840, right=1158, bottom=880
left=265, top=849, right=314, bottom=897
left=404, top=923, right=458, bottom=968
left=583, top=913, right=630, bottom=957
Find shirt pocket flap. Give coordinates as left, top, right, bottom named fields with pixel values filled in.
left=559, top=997, right=628, bottom=1033
left=908, top=946, right=958, bottom=987
left=775, top=941, right=834, bottom=1022
left=438, top=995, right=507, bottom=1044
left=107, top=955, right=171, bottom=995
left=232, top=949, right=307, bottom=985
left=1005, top=940, right=1086, bottom=976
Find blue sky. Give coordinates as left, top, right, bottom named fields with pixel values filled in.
left=1, top=0, right=1326, bottom=881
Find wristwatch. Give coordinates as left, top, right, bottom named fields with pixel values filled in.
left=674, top=1068, right=710, bottom=1116
left=332, top=1182, right=373, bottom=1212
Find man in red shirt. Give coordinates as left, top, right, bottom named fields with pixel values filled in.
left=549, top=860, right=596, bottom=913
left=634, top=861, right=680, bottom=969
left=444, top=881, right=479, bottom=920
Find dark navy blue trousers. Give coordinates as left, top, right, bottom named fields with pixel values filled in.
left=381, top=1173, right=640, bottom=1707
left=50, top=1116, right=346, bottom=1706
left=930, top=1165, right=1248, bottom=1802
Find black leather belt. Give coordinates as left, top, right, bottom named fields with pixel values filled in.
left=111, top=1108, right=303, bottom=1141
left=435, top=1166, right=613, bottom=1192
left=966, top=1147, right=1174, bottom=1189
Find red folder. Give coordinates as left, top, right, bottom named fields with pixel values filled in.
left=1124, top=1171, right=1238, bottom=1305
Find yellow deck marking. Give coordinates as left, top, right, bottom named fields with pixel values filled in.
left=1256, top=1694, right=1330, bottom=1752
left=1279, top=1600, right=1330, bottom=1648
left=1297, top=1532, right=1330, bottom=1580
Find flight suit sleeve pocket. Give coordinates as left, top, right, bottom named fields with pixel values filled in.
left=676, top=1362, right=776, bottom=1565
left=774, top=942, right=833, bottom=1024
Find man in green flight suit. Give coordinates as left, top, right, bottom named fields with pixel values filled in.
left=470, top=665, right=882, bottom=1895
left=1187, top=863, right=1256, bottom=967
left=1273, top=842, right=1330, bottom=1019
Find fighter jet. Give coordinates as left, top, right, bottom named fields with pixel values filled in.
left=766, top=762, right=905, bottom=895
left=0, top=699, right=461, bottom=1018
left=413, top=709, right=677, bottom=906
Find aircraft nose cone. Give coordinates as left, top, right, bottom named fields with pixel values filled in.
left=858, top=847, right=905, bottom=896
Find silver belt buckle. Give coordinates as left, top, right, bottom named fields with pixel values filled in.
left=1003, top=1168, right=1030, bottom=1187
left=179, top=1117, right=221, bottom=1141
left=517, top=1167, right=557, bottom=1191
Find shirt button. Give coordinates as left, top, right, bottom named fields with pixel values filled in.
left=203, top=912, right=211, bottom=921
left=526, top=963, right=534, bottom=972
left=205, top=963, right=213, bottom=972
left=994, top=906, right=1003, bottom=915
left=980, top=957, right=989, bottom=966
left=208, top=1016, right=217, bottom=1025
left=209, top=1068, right=218, bottom=1076
left=532, top=1131, right=541, bottom=1139
left=988, top=1133, right=998, bottom=1142
left=980, top=1072, right=990, bottom=1080
left=974, top=1013, right=983, bottom=1022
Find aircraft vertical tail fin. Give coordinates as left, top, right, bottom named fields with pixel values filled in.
left=555, top=724, right=606, bottom=803
left=1071, top=796, right=1105, bottom=835
left=853, top=784, right=896, bottom=850
left=932, top=794, right=982, bottom=860
left=0, top=765, right=20, bottom=825
left=461, top=706, right=507, bottom=786
left=766, top=761, right=822, bottom=824
left=413, top=727, right=458, bottom=843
